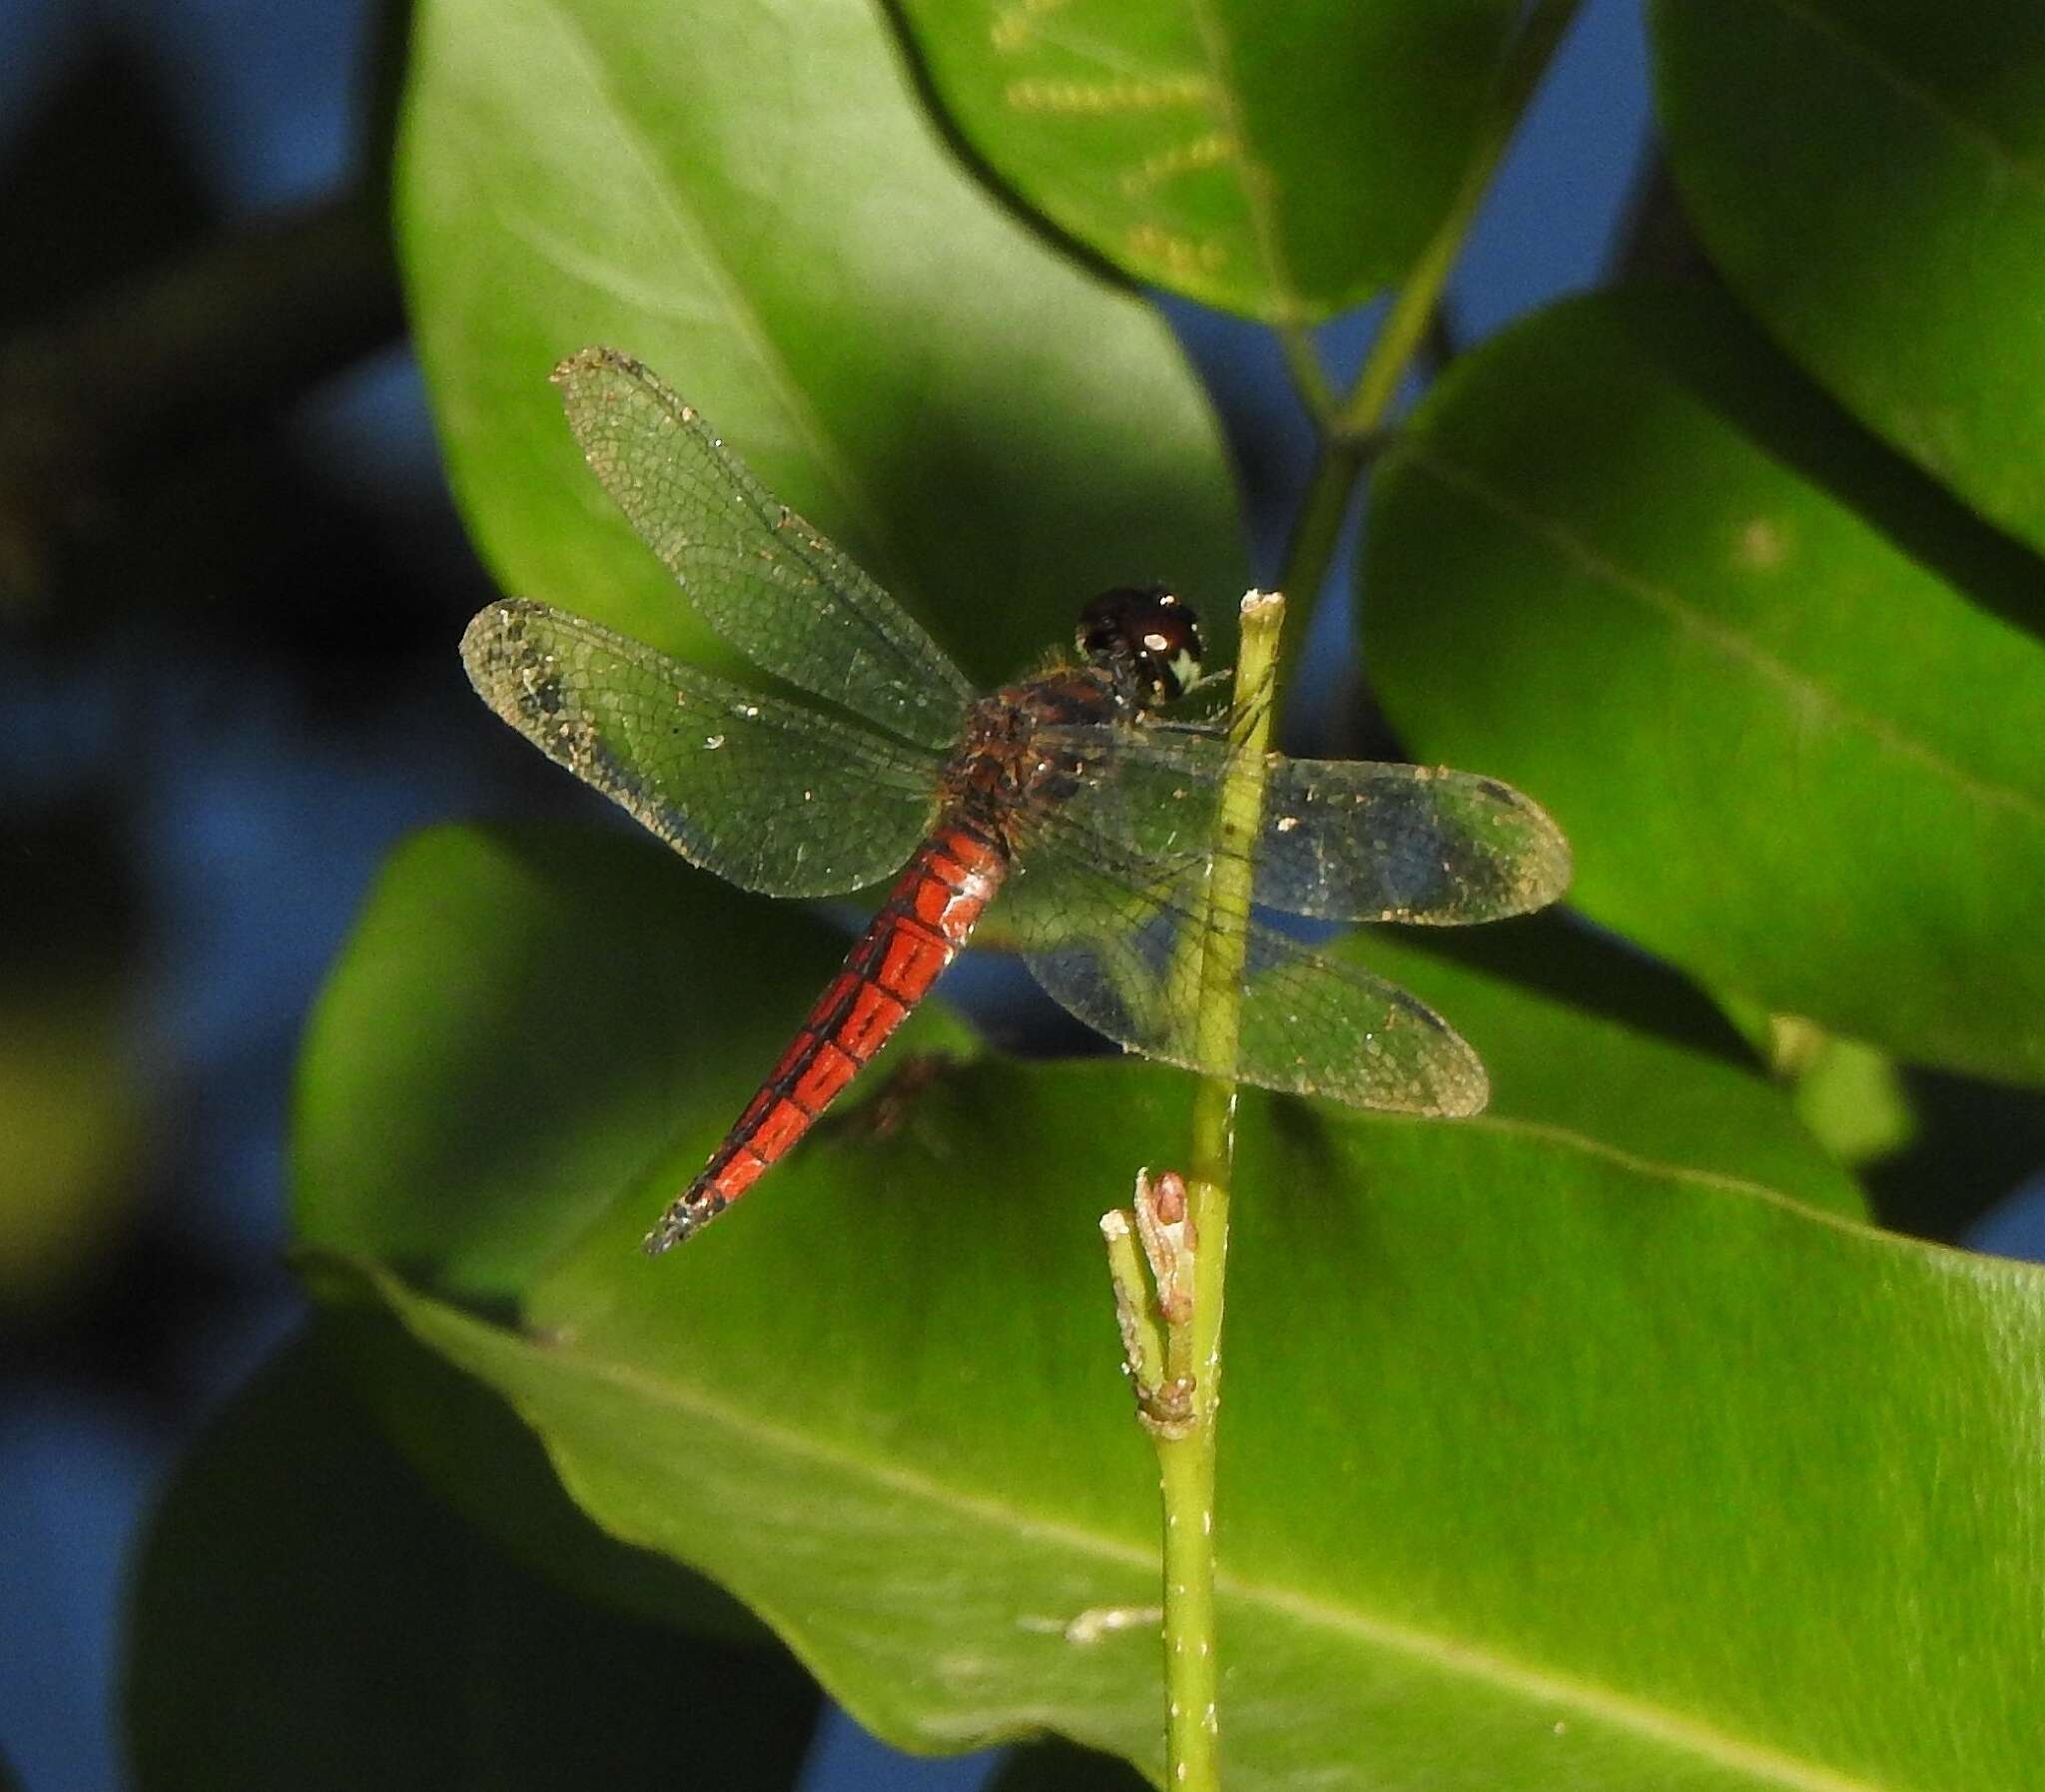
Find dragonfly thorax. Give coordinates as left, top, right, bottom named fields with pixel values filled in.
left=947, top=668, right=1115, bottom=834
left=1075, top=586, right=1204, bottom=710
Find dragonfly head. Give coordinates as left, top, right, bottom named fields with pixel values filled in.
left=1076, top=585, right=1205, bottom=710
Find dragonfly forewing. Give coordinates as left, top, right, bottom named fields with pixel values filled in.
left=552, top=348, right=977, bottom=750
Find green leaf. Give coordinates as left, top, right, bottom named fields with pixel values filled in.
left=887, top=0, right=1523, bottom=322
left=125, top=1329, right=822, bottom=1791
left=294, top=821, right=2045, bottom=1789
left=314, top=1087, right=2045, bottom=1791
left=1654, top=0, right=2045, bottom=552
left=396, top=0, right=1247, bottom=692
left=1366, top=286, right=2045, bottom=1084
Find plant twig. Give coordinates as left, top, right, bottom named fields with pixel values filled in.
left=1276, top=320, right=1334, bottom=422
left=1102, top=13, right=1586, bottom=1776
left=1102, top=589, right=1284, bottom=1791
left=1275, top=0, right=1585, bottom=669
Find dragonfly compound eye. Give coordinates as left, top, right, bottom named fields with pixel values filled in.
left=1075, top=585, right=1205, bottom=706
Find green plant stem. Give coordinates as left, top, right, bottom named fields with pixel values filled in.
left=1154, top=589, right=1284, bottom=1792
left=1273, top=439, right=1369, bottom=659
left=1275, top=0, right=1584, bottom=666
left=1276, top=321, right=1334, bottom=419
left=1137, top=15, right=1585, bottom=1777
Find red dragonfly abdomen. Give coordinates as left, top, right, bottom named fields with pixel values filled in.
left=644, top=819, right=1008, bottom=1251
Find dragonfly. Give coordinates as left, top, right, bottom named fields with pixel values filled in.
left=461, top=347, right=1572, bottom=1253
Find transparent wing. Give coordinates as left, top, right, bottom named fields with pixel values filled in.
left=553, top=348, right=976, bottom=750
left=1030, top=726, right=1572, bottom=922
left=1004, top=820, right=1489, bottom=1116
left=461, top=599, right=944, bottom=896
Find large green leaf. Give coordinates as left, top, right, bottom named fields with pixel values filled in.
left=396, top=0, right=1246, bottom=691
left=125, top=1328, right=821, bottom=1792
left=1366, top=287, right=2045, bottom=1084
left=1655, top=0, right=2045, bottom=552
left=888, top=0, right=1522, bottom=322
left=294, top=821, right=2044, bottom=1789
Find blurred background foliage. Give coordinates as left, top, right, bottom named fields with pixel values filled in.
left=2, top=1, right=2042, bottom=1789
